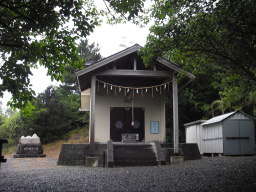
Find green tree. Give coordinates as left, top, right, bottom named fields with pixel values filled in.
left=0, top=112, right=25, bottom=144
left=20, top=86, right=88, bottom=143
left=15, top=40, right=101, bottom=143
left=0, top=0, right=100, bottom=107
left=102, top=0, right=146, bottom=23
left=62, top=39, right=101, bottom=93
left=141, top=0, right=256, bottom=116
left=0, top=0, right=149, bottom=108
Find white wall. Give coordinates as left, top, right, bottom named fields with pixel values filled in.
left=94, top=92, right=166, bottom=143
left=203, top=123, right=223, bottom=153
left=80, top=89, right=91, bottom=111
left=186, top=123, right=204, bottom=154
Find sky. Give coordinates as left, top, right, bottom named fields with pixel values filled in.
left=1, top=19, right=150, bottom=112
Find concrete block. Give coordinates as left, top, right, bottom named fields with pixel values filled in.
left=170, top=156, right=184, bottom=164
left=85, top=156, right=99, bottom=167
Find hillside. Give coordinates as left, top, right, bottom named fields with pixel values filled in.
left=4, top=127, right=88, bottom=159
left=43, top=128, right=88, bottom=159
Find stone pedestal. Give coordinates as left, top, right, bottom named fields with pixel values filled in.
left=13, top=134, right=46, bottom=158
left=14, top=143, right=46, bottom=158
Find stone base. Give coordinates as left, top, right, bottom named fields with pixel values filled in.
left=0, top=139, right=8, bottom=163
left=170, top=156, right=184, bottom=164
left=0, top=155, right=7, bottom=163
left=57, top=143, right=107, bottom=166
left=58, top=142, right=168, bottom=167
left=85, top=156, right=99, bottom=167
left=181, top=143, right=201, bottom=160
left=13, top=143, right=46, bottom=158
left=13, top=154, right=46, bottom=158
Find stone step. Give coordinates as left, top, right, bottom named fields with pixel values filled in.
left=112, top=143, right=157, bottom=166
left=114, top=161, right=157, bottom=167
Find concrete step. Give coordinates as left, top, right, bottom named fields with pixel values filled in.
left=113, top=143, right=157, bottom=166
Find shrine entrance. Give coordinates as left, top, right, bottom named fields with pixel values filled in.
left=110, top=107, right=145, bottom=142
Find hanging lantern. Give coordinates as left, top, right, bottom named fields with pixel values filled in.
left=156, top=87, right=158, bottom=92
left=127, top=88, right=130, bottom=93
left=136, top=89, right=139, bottom=94
left=119, top=87, right=121, bottom=92
left=164, top=84, right=167, bottom=89
left=146, top=88, right=148, bottom=92
left=110, top=86, right=113, bottom=90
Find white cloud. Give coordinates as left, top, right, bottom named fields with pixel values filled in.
left=88, top=23, right=149, bottom=57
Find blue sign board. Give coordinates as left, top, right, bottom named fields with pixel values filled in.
left=150, top=121, right=160, bottom=134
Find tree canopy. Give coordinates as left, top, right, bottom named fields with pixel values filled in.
left=140, top=0, right=256, bottom=116
left=0, top=40, right=101, bottom=144
left=0, top=0, right=99, bottom=108
left=1, top=0, right=255, bottom=129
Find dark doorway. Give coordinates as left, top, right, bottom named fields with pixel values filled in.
left=110, top=107, right=145, bottom=142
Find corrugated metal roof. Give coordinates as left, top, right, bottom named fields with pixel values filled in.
left=202, top=111, right=236, bottom=126
left=184, top=120, right=206, bottom=127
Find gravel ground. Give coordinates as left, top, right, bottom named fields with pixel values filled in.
left=0, top=156, right=256, bottom=192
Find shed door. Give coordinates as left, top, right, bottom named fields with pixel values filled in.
left=224, top=120, right=240, bottom=155
left=110, top=107, right=144, bottom=142
left=239, top=120, right=254, bottom=154
left=224, top=120, right=254, bottom=155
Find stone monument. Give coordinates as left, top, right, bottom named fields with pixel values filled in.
left=13, top=134, right=46, bottom=158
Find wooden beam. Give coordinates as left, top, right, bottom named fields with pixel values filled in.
left=172, top=73, right=179, bottom=154
left=89, top=76, right=96, bottom=143
left=97, top=69, right=171, bottom=78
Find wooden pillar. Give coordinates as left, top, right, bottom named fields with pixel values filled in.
left=133, top=56, right=137, bottom=70
left=89, top=76, right=96, bottom=143
left=172, top=73, right=179, bottom=154
left=153, top=65, right=157, bottom=71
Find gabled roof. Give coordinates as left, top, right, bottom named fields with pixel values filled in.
left=202, top=111, right=237, bottom=126
left=76, top=44, right=142, bottom=77
left=76, top=44, right=195, bottom=79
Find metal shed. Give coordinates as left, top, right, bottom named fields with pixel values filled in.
left=184, top=120, right=206, bottom=154
left=202, top=111, right=255, bottom=155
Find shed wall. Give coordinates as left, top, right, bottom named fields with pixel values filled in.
left=203, top=123, right=223, bottom=153
left=223, top=119, right=255, bottom=155
left=94, top=93, right=166, bottom=143
left=185, top=124, right=204, bottom=154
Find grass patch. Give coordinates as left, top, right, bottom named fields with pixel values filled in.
left=43, top=127, right=89, bottom=159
